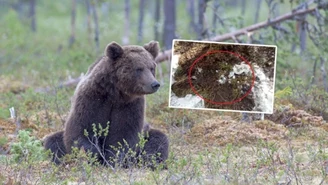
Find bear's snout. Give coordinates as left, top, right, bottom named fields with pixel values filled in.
left=151, top=81, right=160, bottom=91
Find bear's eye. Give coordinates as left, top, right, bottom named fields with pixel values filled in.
left=136, top=68, right=143, bottom=73
left=150, top=67, right=155, bottom=73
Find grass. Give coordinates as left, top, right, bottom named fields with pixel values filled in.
left=0, top=0, right=328, bottom=184
left=1, top=130, right=328, bottom=184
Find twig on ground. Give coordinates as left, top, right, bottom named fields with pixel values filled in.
left=35, top=75, right=84, bottom=93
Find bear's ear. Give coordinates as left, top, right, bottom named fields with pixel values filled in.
left=143, top=41, right=160, bottom=59
left=105, top=42, right=124, bottom=60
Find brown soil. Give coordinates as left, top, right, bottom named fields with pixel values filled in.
left=186, top=108, right=328, bottom=147
left=0, top=110, right=65, bottom=152
left=186, top=118, right=287, bottom=146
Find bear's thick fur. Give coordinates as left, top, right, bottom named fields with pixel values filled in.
left=43, top=130, right=66, bottom=164
left=43, top=41, right=169, bottom=167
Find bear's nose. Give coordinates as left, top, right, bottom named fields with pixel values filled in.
left=151, top=82, right=160, bottom=91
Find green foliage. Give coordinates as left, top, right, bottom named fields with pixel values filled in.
left=1, top=9, right=26, bottom=46
left=277, top=74, right=328, bottom=119
left=91, top=122, right=110, bottom=137
left=275, top=86, right=293, bottom=99
left=81, top=121, right=167, bottom=170
left=0, top=137, right=8, bottom=149
left=0, top=107, right=9, bottom=119
left=10, top=130, right=48, bottom=163
left=137, top=132, right=147, bottom=150
left=66, top=144, right=99, bottom=165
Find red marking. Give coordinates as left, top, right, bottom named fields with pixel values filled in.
left=188, top=50, right=255, bottom=105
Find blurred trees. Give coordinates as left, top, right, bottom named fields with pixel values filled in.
left=154, top=0, right=160, bottom=41
left=163, top=0, right=176, bottom=49
left=0, top=0, right=328, bottom=132
left=69, top=0, right=76, bottom=47
left=29, top=0, right=36, bottom=32
left=122, top=0, right=130, bottom=45
left=254, top=0, right=262, bottom=23
left=137, top=0, right=145, bottom=44
left=3, top=0, right=327, bottom=74
left=91, top=0, right=99, bottom=52
left=7, top=0, right=37, bottom=32
left=197, top=0, right=209, bottom=40
left=1, top=0, right=328, bottom=115
left=187, top=0, right=197, bottom=34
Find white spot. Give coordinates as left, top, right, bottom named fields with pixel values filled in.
left=233, top=62, right=252, bottom=75
left=228, top=71, right=234, bottom=78
left=170, top=94, right=204, bottom=108
left=197, top=67, right=202, bottom=73
left=191, top=76, right=197, bottom=80
left=171, top=55, right=180, bottom=74
left=171, top=54, right=180, bottom=83
left=9, top=107, right=15, bottom=119
left=252, top=65, right=274, bottom=112
left=217, top=75, right=227, bottom=84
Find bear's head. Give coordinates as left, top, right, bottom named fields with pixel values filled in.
left=104, top=41, right=160, bottom=96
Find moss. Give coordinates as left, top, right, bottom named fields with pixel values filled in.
left=171, top=41, right=268, bottom=110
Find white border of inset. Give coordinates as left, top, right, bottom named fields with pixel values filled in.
left=168, top=39, right=278, bottom=114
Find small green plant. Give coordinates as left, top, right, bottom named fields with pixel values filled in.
left=10, top=130, right=48, bottom=163
left=82, top=122, right=164, bottom=170
left=275, top=86, right=293, bottom=99
left=0, top=136, right=8, bottom=148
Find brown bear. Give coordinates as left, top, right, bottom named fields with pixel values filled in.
left=43, top=41, right=169, bottom=168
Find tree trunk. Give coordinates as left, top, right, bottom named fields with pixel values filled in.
left=197, top=0, right=207, bottom=40
left=91, top=0, right=99, bottom=53
left=254, top=0, right=262, bottom=23
left=69, top=0, right=76, bottom=47
left=137, top=0, right=145, bottom=44
left=122, top=0, right=130, bottom=45
left=11, top=1, right=25, bottom=20
left=154, top=0, right=161, bottom=41
left=29, top=0, right=36, bottom=32
left=186, top=0, right=197, bottom=34
left=212, top=0, right=219, bottom=34
left=226, top=0, right=238, bottom=6
left=240, top=0, right=246, bottom=28
left=299, top=17, right=307, bottom=52
left=85, top=0, right=92, bottom=43
left=154, top=0, right=164, bottom=84
left=163, top=0, right=176, bottom=50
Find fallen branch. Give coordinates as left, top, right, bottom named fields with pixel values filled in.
left=35, top=75, right=83, bottom=93
left=155, top=2, right=321, bottom=63
left=155, top=49, right=172, bottom=63
left=209, top=8, right=315, bottom=41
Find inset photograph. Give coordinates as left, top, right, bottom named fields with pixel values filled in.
left=169, top=39, right=277, bottom=113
